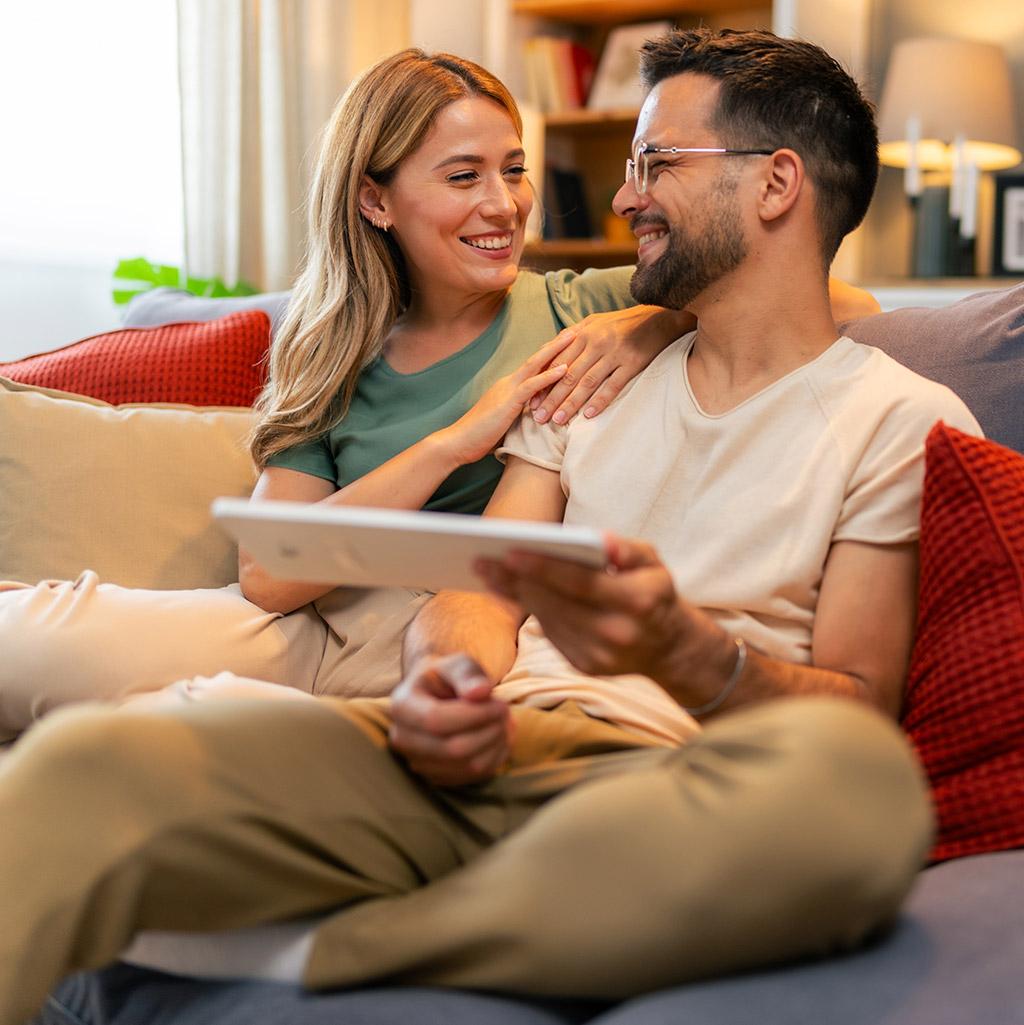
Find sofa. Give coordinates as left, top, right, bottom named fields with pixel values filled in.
left=0, top=282, right=1020, bottom=1025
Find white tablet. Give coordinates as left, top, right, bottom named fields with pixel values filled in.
left=212, top=498, right=607, bottom=593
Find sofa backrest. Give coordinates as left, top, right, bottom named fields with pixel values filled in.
left=125, top=282, right=1024, bottom=455
left=842, top=283, right=1024, bottom=455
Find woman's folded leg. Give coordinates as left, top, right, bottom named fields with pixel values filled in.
left=0, top=572, right=327, bottom=740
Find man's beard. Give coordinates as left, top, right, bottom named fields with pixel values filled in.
left=629, top=185, right=747, bottom=310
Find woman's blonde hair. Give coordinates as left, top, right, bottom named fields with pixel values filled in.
left=249, top=49, right=522, bottom=469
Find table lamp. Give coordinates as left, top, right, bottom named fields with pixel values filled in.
left=877, top=37, right=1022, bottom=276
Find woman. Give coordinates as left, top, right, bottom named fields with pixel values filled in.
left=0, top=49, right=876, bottom=738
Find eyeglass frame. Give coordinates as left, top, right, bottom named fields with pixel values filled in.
left=625, top=141, right=776, bottom=194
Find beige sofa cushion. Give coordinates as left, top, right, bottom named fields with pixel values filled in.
left=0, top=376, right=256, bottom=590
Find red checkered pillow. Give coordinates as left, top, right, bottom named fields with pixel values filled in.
left=901, top=422, right=1024, bottom=863
left=0, top=310, right=270, bottom=406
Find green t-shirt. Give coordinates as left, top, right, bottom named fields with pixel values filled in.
left=266, top=266, right=635, bottom=515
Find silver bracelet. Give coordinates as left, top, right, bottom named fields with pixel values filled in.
left=684, top=637, right=747, bottom=717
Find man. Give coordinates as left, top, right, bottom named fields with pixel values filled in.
left=0, top=29, right=977, bottom=1023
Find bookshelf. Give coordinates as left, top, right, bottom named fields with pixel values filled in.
left=512, top=1, right=766, bottom=21
left=513, top=0, right=773, bottom=271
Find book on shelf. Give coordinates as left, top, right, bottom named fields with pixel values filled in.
left=587, top=20, right=673, bottom=112
left=542, top=166, right=593, bottom=240
left=523, top=36, right=595, bottom=114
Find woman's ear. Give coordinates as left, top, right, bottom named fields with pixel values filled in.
left=757, top=149, right=803, bottom=224
left=358, top=176, right=391, bottom=231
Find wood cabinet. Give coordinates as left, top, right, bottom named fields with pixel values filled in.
left=510, top=0, right=773, bottom=271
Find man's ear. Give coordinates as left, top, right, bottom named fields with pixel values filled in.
left=756, top=149, right=803, bottom=223
left=358, top=176, right=390, bottom=229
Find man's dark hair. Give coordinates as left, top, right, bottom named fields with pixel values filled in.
left=639, top=28, right=878, bottom=263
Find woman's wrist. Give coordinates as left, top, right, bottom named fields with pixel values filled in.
left=650, top=306, right=696, bottom=337
left=622, top=306, right=696, bottom=359
left=430, top=425, right=475, bottom=471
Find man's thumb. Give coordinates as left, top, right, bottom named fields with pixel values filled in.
left=605, top=532, right=661, bottom=572
left=439, top=653, right=494, bottom=701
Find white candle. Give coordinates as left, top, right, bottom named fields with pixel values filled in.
left=949, top=134, right=966, bottom=219
left=960, top=160, right=979, bottom=240
left=905, top=115, right=922, bottom=198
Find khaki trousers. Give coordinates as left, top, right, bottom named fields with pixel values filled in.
left=0, top=573, right=429, bottom=741
left=0, top=694, right=932, bottom=1024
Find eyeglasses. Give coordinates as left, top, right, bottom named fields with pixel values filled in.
left=625, top=141, right=775, bottom=194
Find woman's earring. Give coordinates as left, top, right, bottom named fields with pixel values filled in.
left=371, top=214, right=389, bottom=232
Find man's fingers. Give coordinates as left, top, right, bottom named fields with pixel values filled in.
left=517, top=363, right=569, bottom=405
left=501, top=550, right=618, bottom=608
left=393, top=717, right=507, bottom=766
left=604, top=533, right=663, bottom=571
left=393, top=687, right=505, bottom=736
left=486, top=545, right=669, bottom=616
left=475, top=558, right=518, bottom=601
left=393, top=653, right=500, bottom=738
left=532, top=350, right=600, bottom=425
left=543, top=356, right=622, bottom=425
left=520, top=329, right=578, bottom=376
left=430, top=651, right=498, bottom=701
left=391, top=716, right=511, bottom=787
left=409, top=662, right=457, bottom=700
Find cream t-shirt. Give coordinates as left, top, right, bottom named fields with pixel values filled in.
left=494, top=333, right=980, bottom=745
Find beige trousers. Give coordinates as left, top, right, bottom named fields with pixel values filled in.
left=0, top=694, right=932, bottom=1023
left=0, top=572, right=429, bottom=742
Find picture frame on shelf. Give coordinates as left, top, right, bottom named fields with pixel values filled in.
left=587, top=20, right=672, bottom=112
left=992, top=174, right=1024, bottom=276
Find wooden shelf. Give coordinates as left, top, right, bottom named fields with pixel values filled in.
left=513, top=0, right=759, bottom=22
left=544, top=108, right=640, bottom=132
left=523, top=239, right=637, bottom=269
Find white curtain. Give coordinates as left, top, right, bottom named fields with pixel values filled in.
left=177, top=0, right=410, bottom=292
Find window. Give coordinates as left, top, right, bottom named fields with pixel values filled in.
left=0, top=1, right=184, bottom=269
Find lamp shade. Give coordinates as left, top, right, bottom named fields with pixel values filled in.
left=878, top=37, right=1022, bottom=170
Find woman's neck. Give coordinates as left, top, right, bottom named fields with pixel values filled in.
left=384, top=286, right=511, bottom=374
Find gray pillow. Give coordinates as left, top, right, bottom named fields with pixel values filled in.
left=841, top=283, right=1024, bottom=454
left=123, top=288, right=292, bottom=337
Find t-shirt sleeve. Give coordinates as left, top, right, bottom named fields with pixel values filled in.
left=543, top=266, right=636, bottom=327
left=833, top=385, right=981, bottom=545
left=264, top=434, right=337, bottom=483
left=495, top=409, right=568, bottom=474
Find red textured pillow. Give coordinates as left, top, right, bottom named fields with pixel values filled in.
left=901, top=422, right=1024, bottom=863
left=0, top=310, right=270, bottom=406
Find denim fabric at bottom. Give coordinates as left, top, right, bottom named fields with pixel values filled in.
left=38, top=965, right=604, bottom=1025
left=34, top=971, right=92, bottom=1025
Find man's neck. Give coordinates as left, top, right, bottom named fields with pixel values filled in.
left=684, top=263, right=838, bottom=416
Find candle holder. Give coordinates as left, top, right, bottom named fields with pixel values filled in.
left=910, top=185, right=950, bottom=279
left=878, top=37, right=1021, bottom=279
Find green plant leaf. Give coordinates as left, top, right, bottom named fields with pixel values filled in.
left=113, top=257, right=259, bottom=305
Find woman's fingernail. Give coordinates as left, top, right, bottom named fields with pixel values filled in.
left=552, top=410, right=567, bottom=425
left=533, top=408, right=549, bottom=423
left=583, top=405, right=596, bottom=418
